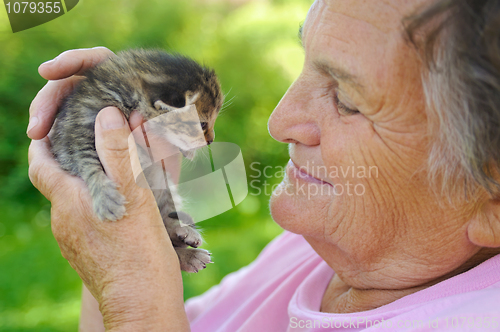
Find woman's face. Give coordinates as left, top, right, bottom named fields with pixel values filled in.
left=268, top=0, right=480, bottom=289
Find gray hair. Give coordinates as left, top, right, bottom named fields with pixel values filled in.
left=405, top=0, right=500, bottom=199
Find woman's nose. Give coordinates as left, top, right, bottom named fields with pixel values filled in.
left=268, top=77, right=321, bottom=146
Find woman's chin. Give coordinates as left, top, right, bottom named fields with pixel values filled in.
left=269, top=176, right=333, bottom=236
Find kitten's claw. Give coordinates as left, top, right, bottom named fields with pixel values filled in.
left=175, top=248, right=212, bottom=273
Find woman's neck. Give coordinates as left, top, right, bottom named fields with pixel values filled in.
left=320, top=275, right=426, bottom=313
left=320, top=247, right=500, bottom=314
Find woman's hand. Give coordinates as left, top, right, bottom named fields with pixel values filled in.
left=28, top=48, right=189, bottom=331
left=29, top=109, right=189, bottom=331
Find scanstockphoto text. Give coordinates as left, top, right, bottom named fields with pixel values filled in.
left=249, top=161, right=379, bottom=198
left=289, top=316, right=499, bottom=330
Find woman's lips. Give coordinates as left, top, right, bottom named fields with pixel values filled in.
left=286, top=160, right=332, bottom=186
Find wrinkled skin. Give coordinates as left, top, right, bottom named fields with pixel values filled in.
left=268, top=0, right=500, bottom=313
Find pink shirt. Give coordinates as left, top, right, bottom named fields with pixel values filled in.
left=185, top=231, right=500, bottom=331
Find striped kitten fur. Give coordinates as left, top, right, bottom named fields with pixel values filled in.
left=50, top=49, right=224, bottom=272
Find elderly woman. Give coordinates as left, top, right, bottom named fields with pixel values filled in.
left=27, top=0, right=500, bottom=331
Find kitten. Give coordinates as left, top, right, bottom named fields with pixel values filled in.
left=50, top=49, right=224, bottom=273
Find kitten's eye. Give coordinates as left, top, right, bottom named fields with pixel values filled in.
left=170, top=96, right=186, bottom=108
left=200, top=122, right=208, bottom=130
left=334, top=92, right=359, bottom=116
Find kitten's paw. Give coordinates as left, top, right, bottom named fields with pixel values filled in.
left=92, top=180, right=126, bottom=221
left=166, top=211, right=202, bottom=248
left=174, top=224, right=202, bottom=248
left=175, top=248, right=212, bottom=273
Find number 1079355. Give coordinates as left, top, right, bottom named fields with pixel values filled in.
left=5, top=2, right=62, bottom=14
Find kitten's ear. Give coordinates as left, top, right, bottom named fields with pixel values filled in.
left=185, top=91, right=200, bottom=106
left=168, top=212, right=179, bottom=219
left=154, top=100, right=179, bottom=112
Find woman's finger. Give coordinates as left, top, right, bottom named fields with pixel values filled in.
left=28, top=137, right=84, bottom=201
left=28, top=76, right=84, bottom=139
left=29, top=47, right=115, bottom=140
left=38, top=47, right=114, bottom=80
left=129, top=110, right=145, bottom=132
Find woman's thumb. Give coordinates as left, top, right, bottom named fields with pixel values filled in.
left=95, top=107, right=137, bottom=191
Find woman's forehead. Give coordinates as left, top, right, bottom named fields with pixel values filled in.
left=304, top=0, right=431, bottom=33
left=301, top=0, right=426, bottom=106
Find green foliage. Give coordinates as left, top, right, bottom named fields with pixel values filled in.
left=0, top=0, right=310, bottom=330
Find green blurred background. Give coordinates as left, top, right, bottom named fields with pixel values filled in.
left=0, top=0, right=309, bottom=330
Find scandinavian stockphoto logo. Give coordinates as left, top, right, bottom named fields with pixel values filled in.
left=128, top=104, right=248, bottom=224
left=3, top=0, right=78, bottom=33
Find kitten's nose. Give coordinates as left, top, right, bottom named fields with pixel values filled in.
left=205, top=129, right=215, bottom=145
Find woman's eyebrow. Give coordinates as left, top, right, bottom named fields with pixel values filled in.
left=313, top=60, right=364, bottom=91
left=298, top=24, right=304, bottom=47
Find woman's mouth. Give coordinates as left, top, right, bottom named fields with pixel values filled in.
left=286, top=160, right=332, bottom=186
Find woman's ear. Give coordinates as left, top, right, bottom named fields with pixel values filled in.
left=468, top=199, right=500, bottom=247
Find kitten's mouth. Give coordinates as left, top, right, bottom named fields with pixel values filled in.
left=180, top=148, right=196, bottom=160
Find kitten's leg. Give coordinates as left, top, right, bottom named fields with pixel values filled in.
left=140, top=147, right=210, bottom=272
left=153, top=189, right=211, bottom=272
left=51, top=113, right=127, bottom=221
left=152, top=188, right=203, bottom=248
left=166, top=210, right=212, bottom=272
left=81, top=159, right=127, bottom=221
left=145, top=161, right=203, bottom=248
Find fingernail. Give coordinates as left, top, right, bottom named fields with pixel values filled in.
left=27, top=116, right=39, bottom=135
left=41, top=58, right=57, bottom=66
left=99, top=107, right=126, bottom=130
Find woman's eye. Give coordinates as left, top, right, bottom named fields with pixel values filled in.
left=334, top=92, right=359, bottom=116
left=200, top=122, right=208, bottom=130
